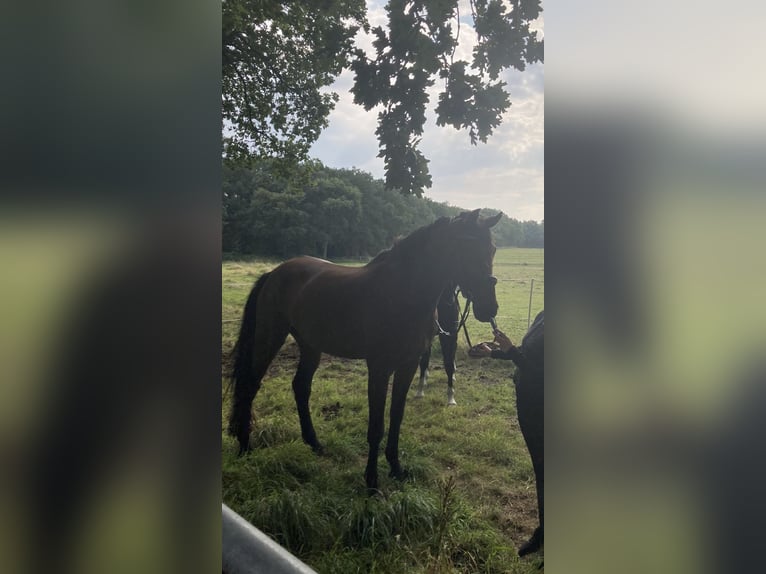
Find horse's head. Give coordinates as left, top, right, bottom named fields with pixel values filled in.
left=447, top=209, right=502, bottom=322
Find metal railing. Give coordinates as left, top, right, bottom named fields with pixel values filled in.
left=222, top=504, right=318, bottom=574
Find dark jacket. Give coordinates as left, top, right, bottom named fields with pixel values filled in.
left=490, top=310, right=544, bottom=376
left=490, top=309, right=544, bottom=549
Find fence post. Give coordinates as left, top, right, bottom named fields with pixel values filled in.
left=527, top=278, right=534, bottom=329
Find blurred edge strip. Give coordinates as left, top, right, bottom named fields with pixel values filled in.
left=222, top=504, right=318, bottom=574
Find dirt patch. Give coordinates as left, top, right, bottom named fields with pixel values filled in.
left=496, top=488, right=540, bottom=547
left=263, top=341, right=301, bottom=377
left=320, top=401, right=343, bottom=420
left=477, top=372, right=505, bottom=386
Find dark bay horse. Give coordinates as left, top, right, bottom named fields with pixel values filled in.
left=228, top=209, right=501, bottom=490
left=415, top=284, right=460, bottom=405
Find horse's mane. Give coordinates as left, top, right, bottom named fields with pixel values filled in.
left=367, top=216, right=451, bottom=266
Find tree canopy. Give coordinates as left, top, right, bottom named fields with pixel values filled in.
left=222, top=0, right=543, bottom=195
left=222, top=0, right=367, bottom=167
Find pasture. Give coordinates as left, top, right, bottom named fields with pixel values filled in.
left=222, top=248, right=544, bottom=573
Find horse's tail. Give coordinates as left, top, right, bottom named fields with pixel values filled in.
left=227, top=271, right=271, bottom=440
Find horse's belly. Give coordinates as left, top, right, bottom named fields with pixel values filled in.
left=295, top=317, right=368, bottom=359
left=294, top=314, right=428, bottom=362
left=318, top=340, right=367, bottom=360
left=285, top=267, right=431, bottom=362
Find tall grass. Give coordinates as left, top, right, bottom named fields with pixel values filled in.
left=222, top=248, right=544, bottom=573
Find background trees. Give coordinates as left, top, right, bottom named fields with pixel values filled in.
left=223, top=161, right=543, bottom=258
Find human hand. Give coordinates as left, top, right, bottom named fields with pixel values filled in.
left=493, top=330, right=514, bottom=353
left=470, top=343, right=493, bottom=357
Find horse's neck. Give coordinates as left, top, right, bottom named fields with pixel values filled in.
left=394, top=243, right=453, bottom=313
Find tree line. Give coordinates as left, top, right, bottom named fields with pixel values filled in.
left=223, top=161, right=543, bottom=259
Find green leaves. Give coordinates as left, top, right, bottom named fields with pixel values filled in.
left=471, top=0, right=543, bottom=78
left=351, top=0, right=447, bottom=194
left=223, top=0, right=543, bottom=196
left=222, top=0, right=367, bottom=168
left=351, top=0, right=542, bottom=194
left=435, top=62, right=510, bottom=145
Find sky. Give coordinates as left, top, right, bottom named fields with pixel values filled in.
left=308, top=1, right=545, bottom=222
left=544, top=1, right=766, bottom=132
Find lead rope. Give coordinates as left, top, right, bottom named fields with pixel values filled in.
left=455, top=288, right=473, bottom=349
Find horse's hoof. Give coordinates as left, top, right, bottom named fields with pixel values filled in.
left=365, top=480, right=379, bottom=495
left=237, top=443, right=252, bottom=456
left=311, top=443, right=325, bottom=455
left=388, top=467, right=410, bottom=482
left=518, top=528, right=543, bottom=557
left=447, top=398, right=457, bottom=406
left=415, top=391, right=424, bottom=399
left=365, top=469, right=378, bottom=493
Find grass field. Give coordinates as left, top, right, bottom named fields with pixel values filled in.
left=222, top=248, right=544, bottom=573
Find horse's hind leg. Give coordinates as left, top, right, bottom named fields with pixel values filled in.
left=291, top=343, right=323, bottom=453
left=415, top=344, right=431, bottom=398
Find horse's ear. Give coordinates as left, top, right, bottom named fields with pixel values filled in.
left=452, top=210, right=481, bottom=224
left=453, top=209, right=482, bottom=225
left=482, top=212, right=503, bottom=228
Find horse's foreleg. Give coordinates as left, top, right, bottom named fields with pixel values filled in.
left=385, top=360, right=419, bottom=481
left=364, top=364, right=392, bottom=492
left=292, top=345, right=323, bottom=453
left=446, top=370, right=457, bottom=406
left=415, top=346, right=431, bottom=398
left=441, top=331, right=458, bottom=406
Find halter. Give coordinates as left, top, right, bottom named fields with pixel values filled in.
left=433, top=286, right=475, bottom=348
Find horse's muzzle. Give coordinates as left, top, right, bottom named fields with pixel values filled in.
left=473, top=304, right=498, bottom=323
left=463, top=276, right=498, bottom=323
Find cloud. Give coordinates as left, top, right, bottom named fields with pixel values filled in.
left=312, top=72, right=382, bottom=174
left=420, top=63, right=544, bottom=220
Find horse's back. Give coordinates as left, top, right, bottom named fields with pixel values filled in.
left=273, top=255, right=338, bottom=278
left=264, top=256, right=359, bottom=299
left=263, top=256, right=373, bottom=358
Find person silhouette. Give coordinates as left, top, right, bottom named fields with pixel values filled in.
left=474, top=310, right=544, bottom=557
